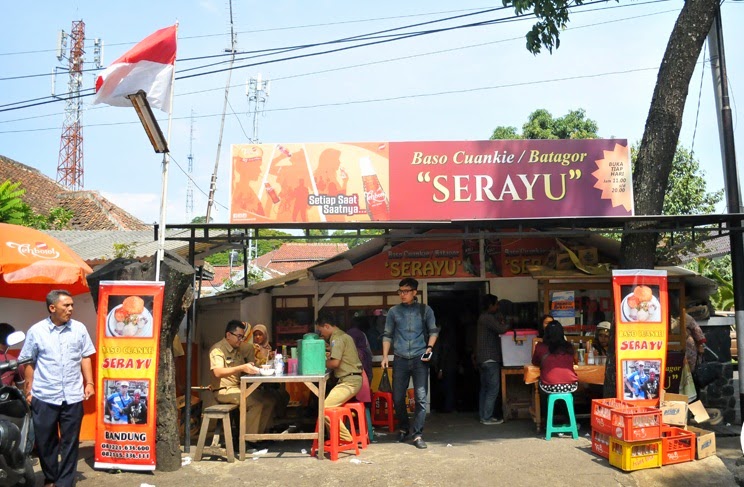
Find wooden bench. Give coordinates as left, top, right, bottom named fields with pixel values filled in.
left=195, top=404, right=238, bottom=463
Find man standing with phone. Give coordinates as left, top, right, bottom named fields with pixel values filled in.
left=381, top=278, right=438, bottom=449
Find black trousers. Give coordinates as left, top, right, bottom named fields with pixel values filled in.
left=32, top=398, right=84, bottom=487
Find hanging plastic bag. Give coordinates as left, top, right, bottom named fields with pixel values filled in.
left=679, top=362, right=697, bottom=402
left=378, top=367, right=392, bottom=393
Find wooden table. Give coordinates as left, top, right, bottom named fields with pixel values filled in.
left=522, top=364, right=606, bottom=433
left=239, top=373, right=329, bottom=461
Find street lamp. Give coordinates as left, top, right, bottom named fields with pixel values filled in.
left=126, top=90, right=169, bottom=153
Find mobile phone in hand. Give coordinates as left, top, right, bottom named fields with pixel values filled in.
left=421, top=351, right=433, bottom=360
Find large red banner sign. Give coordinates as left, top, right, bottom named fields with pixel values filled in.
left=229, top=139, right=632, bottom=223
left=94, top=281, right=163, bottom=471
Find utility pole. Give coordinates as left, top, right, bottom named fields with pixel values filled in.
left=247, top=73, right=270, bottom=143
left=186, top=110, right=195, bottom=222
left=205, top=0, right=237, bottom=223
left=707, top=6, right=744, bottom=421
left=53, top=21, right=102, bottom=190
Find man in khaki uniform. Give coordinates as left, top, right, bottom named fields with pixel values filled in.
left=316, top=313, right=363, bottom=443
left=209, top=320, right=276, bottom=435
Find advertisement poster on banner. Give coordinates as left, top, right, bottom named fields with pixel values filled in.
left=550, top=291, right=576, bottom=329
left=229, top=139, right=633, bottom=224
left=94, top=281, right=163, bottom=471
left=612, top=270, right=668, bottom=405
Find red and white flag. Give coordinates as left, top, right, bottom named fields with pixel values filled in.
left=94, top=25, right=177, bottom=113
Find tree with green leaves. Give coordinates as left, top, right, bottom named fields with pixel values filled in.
left=502, top=0, right=720, bottom=269
left=0, top=180, right=73, bottom=229
left=491, top=109, right=598, bottom=140
left=0, top=180, right=29, bottom=224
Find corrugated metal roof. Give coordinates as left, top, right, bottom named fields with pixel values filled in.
left=48, top=228, right=227, bottom=265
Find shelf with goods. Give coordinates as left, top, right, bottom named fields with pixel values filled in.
left=274, top=323, right=314, bottom=347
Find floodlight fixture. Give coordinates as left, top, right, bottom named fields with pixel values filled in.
left=127, top=90, right=169, bottom=153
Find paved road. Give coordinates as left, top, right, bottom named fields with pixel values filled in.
left=42, top=411, right=739, bottom=487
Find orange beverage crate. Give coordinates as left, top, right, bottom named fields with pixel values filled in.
left=591, top=429, right=610, bottom=459
left=591, top=398, right=633, bottom=435
left=661, top=426, right=696, bottom=465
left=609, top=437, right=662, bottom=472
left=610, top=406, right=662, bottom=442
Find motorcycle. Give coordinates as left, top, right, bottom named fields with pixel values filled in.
left=0, top=331, right=34, bottom=486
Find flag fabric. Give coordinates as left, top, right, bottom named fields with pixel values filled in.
left=94, top=25, right=177, bottom=113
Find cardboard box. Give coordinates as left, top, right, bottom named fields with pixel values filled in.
left=685, top=425, right=716, bottom=459
left=578, top=247, right=599, bottom=266
left=555, top=252, right=573, bottom=270
left=659, top=390, right=709, bottom=427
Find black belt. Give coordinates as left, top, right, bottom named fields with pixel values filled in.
left=343, top=373, right=362, bottom=377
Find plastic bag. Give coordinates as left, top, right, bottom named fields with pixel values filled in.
left=679, top=362, right=697, bottom=402
left=378, top=367, right=392, bottom=393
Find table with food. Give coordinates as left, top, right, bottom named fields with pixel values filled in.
left=238, top=371, right=330, bottom=461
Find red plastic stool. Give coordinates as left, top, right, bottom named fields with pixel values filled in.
left=311, top=406, right=361, bottom=461
left=371, top=391, right=397, bottom=432
left=344, top=401, right=369, bottom=449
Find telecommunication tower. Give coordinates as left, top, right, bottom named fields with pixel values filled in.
left=246, top=74, right=270, bottom=143
left=53, top=21, right=102, bottom=190
left=185, top=111, right=195, bottom=222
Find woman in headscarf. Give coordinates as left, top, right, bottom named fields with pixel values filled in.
left=252, top=324, right=274, bottom=366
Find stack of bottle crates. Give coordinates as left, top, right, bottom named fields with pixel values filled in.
left=590, top=398, right=632, bottom=459
left=591, top=399, right=664, bottom=471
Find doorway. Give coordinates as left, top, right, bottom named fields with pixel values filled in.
left=426, top=281, right=488, bottom=413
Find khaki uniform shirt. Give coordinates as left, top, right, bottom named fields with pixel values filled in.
left=329, top=328, right=362, bottom=379
left=209, top=338, right=256, bottom=391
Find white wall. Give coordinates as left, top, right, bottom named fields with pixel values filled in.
left=489, top=277, right=538, bottom=303
left=0, top=292, right=99, bottom=343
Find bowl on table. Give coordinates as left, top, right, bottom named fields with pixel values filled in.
left=259, top=366, right=275, bottom=376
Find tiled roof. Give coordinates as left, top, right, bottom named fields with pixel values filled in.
left=256, top=242, right=348, bottom=264
left=254, top=242, right=348, bottom=275
left=0, top=155, right=148, bottom=230
left=679, top=235, right=731, bottom=263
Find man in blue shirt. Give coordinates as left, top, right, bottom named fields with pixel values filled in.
left=624, top=361, right=649, bottom=399
left=19, top=290, right=96, bottom=487
left=107, top=381, right=133, bottom=424
left=381, top=278, right=438, bottom=450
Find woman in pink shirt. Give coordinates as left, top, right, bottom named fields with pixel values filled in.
left=532, top=320, right=578, bottom=394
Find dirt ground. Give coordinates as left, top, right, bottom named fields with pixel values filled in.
left=32, top=412, right=741, bottom=487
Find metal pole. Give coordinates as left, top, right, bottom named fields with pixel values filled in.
left=708, top=5, right=744, bottom=422
left=205, top=0, right=237, bottom=223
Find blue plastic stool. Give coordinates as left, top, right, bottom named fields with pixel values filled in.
left=545, top=392, right=579, bottom=440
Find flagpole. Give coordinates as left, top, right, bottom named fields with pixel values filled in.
left=155, top=22, right=179, bottom=282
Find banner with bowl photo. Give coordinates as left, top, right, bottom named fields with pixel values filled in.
left=94, top=281, right=164, bottom=471
left=612, top=270, right=668, bottom=406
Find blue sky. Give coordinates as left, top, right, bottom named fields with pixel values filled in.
left=1, top=1, right=743, bottom=225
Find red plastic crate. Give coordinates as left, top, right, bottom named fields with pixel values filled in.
left=591, top=398, right=633, bottom=435
left=610, top=407, right=661, bottom=442
left=661, top=426, right=696, bottom=465
left=591, top=429, right=610, bottom=459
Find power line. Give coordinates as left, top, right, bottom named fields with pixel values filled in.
left=0, top=0, right=672, bottom=113
left=0, top=5, right=503, bottom=57
left=0, top=65, right=662, bottom=134
left=169, top=153, right=229, bottom=211
left=0, top=6, right=681, bottom=127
